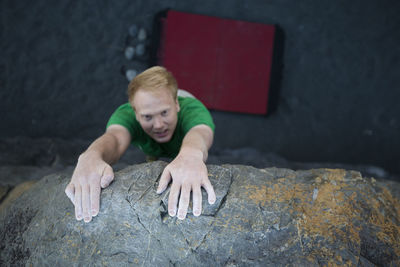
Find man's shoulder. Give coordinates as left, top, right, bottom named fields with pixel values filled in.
left=178, top=96, right=207, bottom=110
left=177, top=96, right=215, bottom=132
left=115, top=102, right=134, bottom=112
left=110, top=102, right=136, bottom=119
left=106, top=102, right=141, bottom=136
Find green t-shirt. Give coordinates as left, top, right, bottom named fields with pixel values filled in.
left=106, top=96, right=215, bottom=158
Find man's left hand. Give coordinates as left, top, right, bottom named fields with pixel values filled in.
left=156, top=149, right=216, bottom=220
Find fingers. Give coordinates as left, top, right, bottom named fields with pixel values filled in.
left=168, top=182, right=180, bottom=217
left=65, top=183, right=75, bottom=203
left=177, top=185, right=191, bottom=220
left=74, top=185, right=83, bottom=221
left=100, top=165, right=114, bottom=188
left=82, top=184, right=92, bottom=223
left=68, top=161, right=114, bottom=223
left=202, top=179, right=216, bottom=204
left=192, top=185, right=202, bottom=217
left=90, top=183, right=101, bottom=217
left=70, top=181, right=101, bottom=222
left=157, top=168, right=172, bottom=194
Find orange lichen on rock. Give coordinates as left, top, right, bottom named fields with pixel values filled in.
left=367, top=186, right=400, bottom=256
left=244, top=184, right=268, bottom=206
left=298, top=171, right=362, bottom=244
left=242, top=168, right=400, bottom=264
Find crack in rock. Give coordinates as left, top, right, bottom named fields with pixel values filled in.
left=1, top=163, right=399, bottom=266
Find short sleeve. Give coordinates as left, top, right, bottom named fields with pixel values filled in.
left=178, top=97, right=215, bottom=134
left=106, top=103, right=140, bottom=138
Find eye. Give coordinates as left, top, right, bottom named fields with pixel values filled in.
left=161, top=110, right=168, bottom=116
left=143, top=115, right=152, bottom=121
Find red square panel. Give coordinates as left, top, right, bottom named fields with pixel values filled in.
left=159, top=10, right=276, bottom=115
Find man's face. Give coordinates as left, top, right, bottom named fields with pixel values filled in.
left=132, top=87, right=180, bottom=143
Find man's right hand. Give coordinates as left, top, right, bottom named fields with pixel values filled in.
left=64, top=125, right=131, bottom=223
left=65, top=153, right=114, bottom=223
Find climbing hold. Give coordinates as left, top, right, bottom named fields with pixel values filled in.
left=126, top=69, right=137, bottom=82
left=124, top=46, right=135, bottom=60
left=138, top=28, right=147, bottom=41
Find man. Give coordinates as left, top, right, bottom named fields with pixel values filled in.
left=65, top=66, right=216, bottom=223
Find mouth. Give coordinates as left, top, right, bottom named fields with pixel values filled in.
left=154, top=129, right=168, bottom=138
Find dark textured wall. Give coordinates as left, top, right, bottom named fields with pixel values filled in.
left=1, top=0, right=399, bottom=174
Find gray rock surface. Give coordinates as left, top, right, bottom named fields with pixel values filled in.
left=1, top=162, right=399, bottom=266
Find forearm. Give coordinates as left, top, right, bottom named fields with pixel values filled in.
left=179, top=125, right=214, bottom=162
left=80, top=132, right=123, bottom=165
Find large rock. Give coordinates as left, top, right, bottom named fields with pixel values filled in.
left=1, top=162, right=399, bottom=266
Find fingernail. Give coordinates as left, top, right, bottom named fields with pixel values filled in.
left=76, top=214, right=83, bottom=221
left=169, top=209, right=176, bottom=217
left=178, top=213, right=185, bottom=220
left=91, top=210, right=98, bottom=216
left=193, top=209, right=201, bottom=216
left=84, top=216, right=91, bottom=223
left=156, top=186, right=165, bottom=194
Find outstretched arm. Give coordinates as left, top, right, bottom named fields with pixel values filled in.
left=157, top=124, right=216, bottom=220
left=65, top=125, right=131, bottom=222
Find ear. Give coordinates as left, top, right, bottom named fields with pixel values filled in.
left=175, top=99, right=180, bottom=112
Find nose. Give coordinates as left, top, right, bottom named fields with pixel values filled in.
left=153, top=116, right=163, bottom=129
